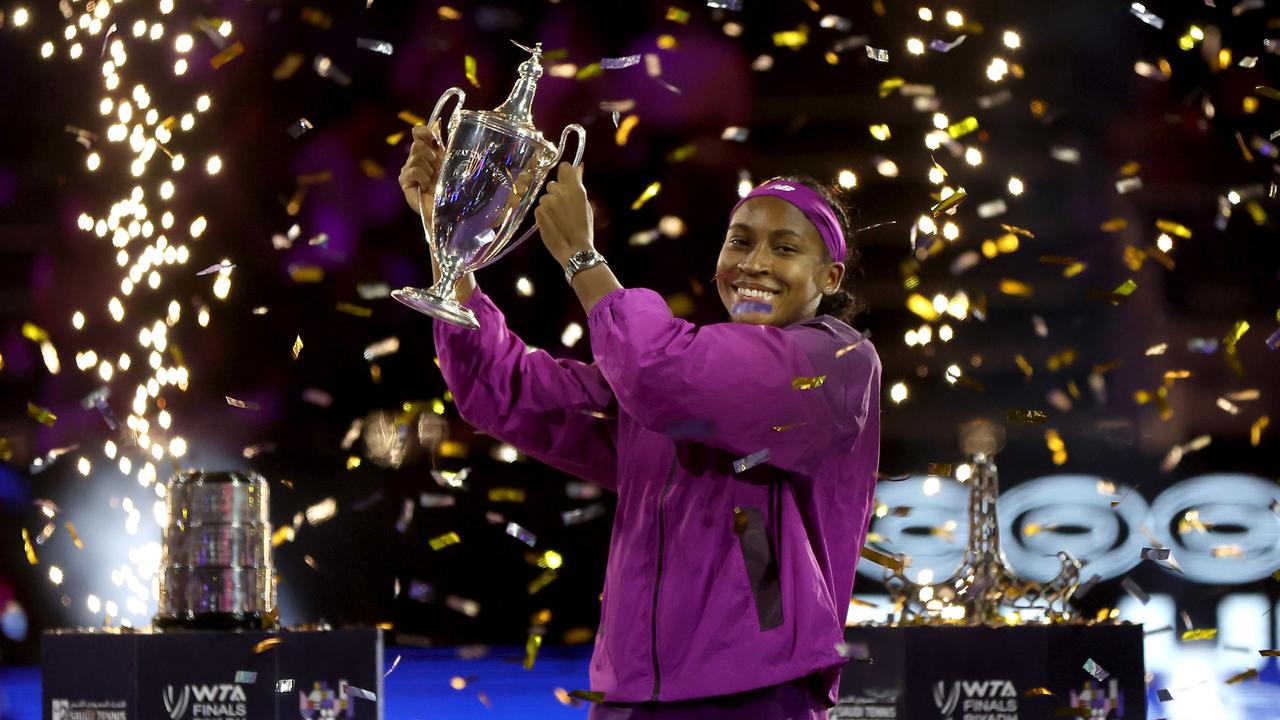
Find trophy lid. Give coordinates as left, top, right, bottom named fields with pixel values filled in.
left=492, top=41, right=545, bottom=129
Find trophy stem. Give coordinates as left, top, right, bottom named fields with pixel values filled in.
left=392, top=187, right=480, bottom=329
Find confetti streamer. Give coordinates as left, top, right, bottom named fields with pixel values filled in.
left=384, top=654, right=402, bottom=677
left=1225, top=668, right=1258, bottom=684
left=865, top=46, right=889, bottom=62
left=291, top=336, right=303, bottom=360
left=631, top=181, right=661, bottom=210
left=210, top=41, right=245, bottom=69
left=287, top=118, right=313, bottom=138
left=1082, top=658, right=1109, bottom=681
left=64, top=522, right=83, bottom=549
left=275, top=679, right=294, bottom=692
left=792, top=375, right=826, bottom=390
left=562, top=503, right=607, bottom=526
left=929, top=35, right=967, bottom=53
left=27, top=403, right=56, bottom=426
left=429, top=532, right=461, bottom=551
left=601, top=54, right=641, bottom=70
left=356, top=38, right=393, bottom=55
left=21, top=529, right=37, bottom=565
left=1024, top=688, right=1054, bottom=697
left=234, top=671, right=257, bottom=684
left=342, top=684, right=376, bottom=702
left=363, top=337, right=400, bottom=361
left=733, top=448, right=770, bottom=473
left=225, top=397, right=260, bottom=411
left=505, top=522, right=537, bottom=547
left=464, top=55, right=480, bottom=88
left=1182, top=628, right=1217, bottom=641
left=1120, top=577, right=1149, bottom=605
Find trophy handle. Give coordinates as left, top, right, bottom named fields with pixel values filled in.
left=478, top=123, right=587, bottom=269
left=416, top=87, right=468, bottom=256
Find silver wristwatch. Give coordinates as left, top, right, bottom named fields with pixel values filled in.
left=564, top=249, right=608, bottom=284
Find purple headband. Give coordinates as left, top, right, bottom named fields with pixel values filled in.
left=730, top=181, right=847, bottom=262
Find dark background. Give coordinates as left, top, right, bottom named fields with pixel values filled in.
left=0, top=0, right=1277, bottom=664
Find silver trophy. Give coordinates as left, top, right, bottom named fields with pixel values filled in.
left=155, top=470, right=276, bottom=630
left=393, top=41, right=586, bottom=329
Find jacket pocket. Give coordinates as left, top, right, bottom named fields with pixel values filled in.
left=732, top=505, right=783, bottom=631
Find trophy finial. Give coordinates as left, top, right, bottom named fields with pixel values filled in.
left=495, top=41, right=545, bottom=126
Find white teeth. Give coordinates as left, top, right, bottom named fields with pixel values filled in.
left=737, top=287, right=778, bottom=300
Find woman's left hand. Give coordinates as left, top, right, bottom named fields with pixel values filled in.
left=534, top=162, right=594, bottom=267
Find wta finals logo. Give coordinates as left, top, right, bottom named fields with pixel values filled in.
left=299, top=682, right=354, bottom=720
left=932, top=680, right=1018, bottom=720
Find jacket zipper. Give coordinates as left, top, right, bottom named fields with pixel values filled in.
left=649, top=462, right=678, bottom=701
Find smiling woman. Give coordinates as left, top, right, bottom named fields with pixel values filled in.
left=717, top=175, right=867, bottom=329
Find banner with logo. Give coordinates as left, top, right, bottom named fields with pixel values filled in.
left=42, top=629, right=383, bottom=720
left=834, top=624, right=1145, bottom=720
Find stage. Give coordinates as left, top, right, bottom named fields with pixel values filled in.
left=4, top=643, right=1280, bottom=720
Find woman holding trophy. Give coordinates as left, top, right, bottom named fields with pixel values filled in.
left=400, top=106, right=879, bottom=717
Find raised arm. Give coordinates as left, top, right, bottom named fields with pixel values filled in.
left=434, top=289, right=619, bottom=490
left=587, top=288, right=878, bottom=477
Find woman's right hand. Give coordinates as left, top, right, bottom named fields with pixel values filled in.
left=399, top=121, right=444, bottom=216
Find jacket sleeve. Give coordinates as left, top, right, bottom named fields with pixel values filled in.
left=587, top=288, right=878, bottom=477
left=433, top=288, right=619, bottom=490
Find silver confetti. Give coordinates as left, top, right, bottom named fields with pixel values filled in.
left=1082, top=658, right=1110, bottom=681
left=562, top=502, right=607, bottom=526
left=505, top=522, right=538, bottom=547
left=356, top=38, right=393, bottom=55
left=733, top=448, right=770, bottom=473
left=363, top=336, right=400, bottom=361
left=275, top=679, right=295, bottom=693
left=865, top=46, right=889, bottom=63
left=601, top=54, right=641, bottom=70
left=234, top=671, right=257, bottom=684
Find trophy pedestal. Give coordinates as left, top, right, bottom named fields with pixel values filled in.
left=392, top=287, right=478, bottom=329
left=42, top=627, right=384, bottom=720
left=834, top=623, right=1146, bottom=719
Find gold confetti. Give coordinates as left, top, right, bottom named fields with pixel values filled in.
left=429, top=532, right=461, bottom=551
left=1045, top=429, right=1067, bottom=465
left=528, top=569, right=558, bottom=594
left=488, top=487, right=527, bottom=503
left=1260, top=650, right=1280, bottom=657
left=665, top=6, right=690, bottom=23
left=438, top=6, right=462, bottom=20
left=272, top=52, right=306, bottom=80
left=1000, top=279, right=1033, bottom=298
left=1251, top=416, right=1269, bottom=447
left=22, top=528, right=37, bottom=565
left=335, top=302, right=372, bottom=318
left=300, top=6, right=333, bottom=28
left=1255, top=85, right=1280, bottom=102
left=878, top=77, right=905, bottom=97
left=946, top=116, right=979, bottom=139
left=836, top=339, right=867, bottom=357
left=359, top=159, right=385, bottom=179
left=1008, top=409, right=1048, bottom=424
left=792, top=375, right=826, bottom=390
left=1024, top=687, right=1054, bottom=697
left=64, top=521, right=83, bottom=549
left=254, top=637, right=283, bottom=654
left=1100, top=218, right=1127, bottom=232
left=27, top=402, right=56, bottom=426
left=926, top=463, right=953, bottom=476
left=569, top=690, right=606, bottom=704
left=859, top=546, right=903, bottom=571
left=397, top=110, right=426, bottom=126
left=930, top=188, right=967, bottom=217
left=291, top=335, right=303, bottom=360
left=615, top=115, right=639, bottom=146
left=1155, top=219, right=1192, bottom=239
left=288, top=265, right=324, bottom=283
left=1211, top=545, right=1244, bottom=558
left=271, top=526, right=295, bottom=548
left=1023, top=523, right=1043, bottom=537
left=771, top=422, right=809, bottom=432
left=631, top=181, right=661, bottom=210
left=524, top=632, right=543, bottom=670
left=210, top=41, right=245, bottom=69
left=1182, top=628, right=1217, bottom=641
left=1014, top=354, right=1033, bottom=381
left=1225, top=668, right=1259, bottom=684
left=464, top=55, right=480, bottom=88
left=346, top=455, right=361, bottom=469
left=772, top=25, right=808, bottom=49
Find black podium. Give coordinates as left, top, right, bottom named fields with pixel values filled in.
left=41, top=628, right=384, bottom=720
left=834, top=623, right=1146, bottom=720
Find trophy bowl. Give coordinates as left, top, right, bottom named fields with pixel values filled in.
left=394, top=42, right=585, bottom=329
